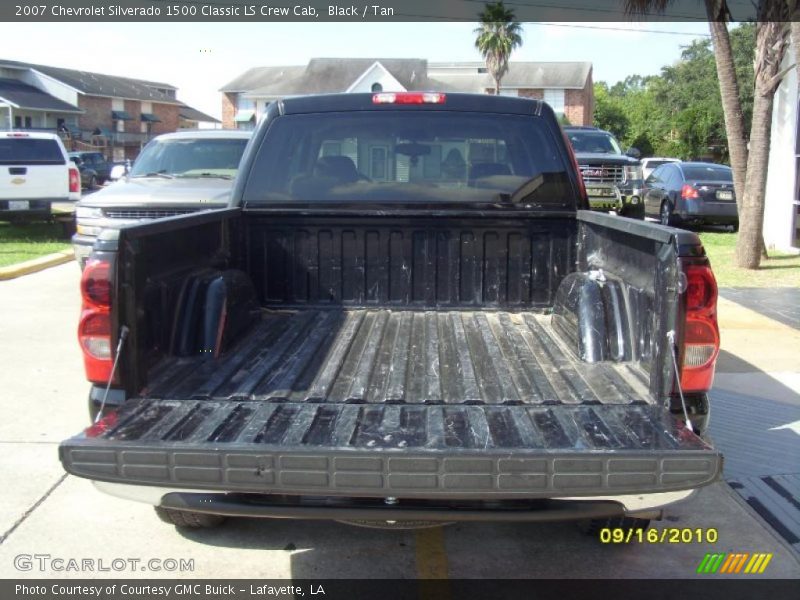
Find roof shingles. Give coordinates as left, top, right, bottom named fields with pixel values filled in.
left=0, top=59, right=180, bottom=103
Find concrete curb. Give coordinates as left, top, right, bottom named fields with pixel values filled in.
left=0, top=249, right=75, bottom=281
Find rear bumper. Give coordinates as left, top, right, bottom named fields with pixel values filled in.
left=60, top=400, right=722, bottom=500
left=1, top=199, right=54, bottom=219
left=96, top=482, right=694, bottom=521
left=678, top=200, right=738, bottom=224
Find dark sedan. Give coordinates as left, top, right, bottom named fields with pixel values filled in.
left=69, top=156, right=100, bottom=190
left=644, top=162, right=738, bottom=229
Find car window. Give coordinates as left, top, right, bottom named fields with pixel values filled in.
left=130, top=137, right=249, bottom=178
left=681, top=165, right=733, bottom=182
left=646, top=165, right=663, bottom=185
left=0, top=138, right=65, bottom=165
left=664, top=166, right=682, bottom=188
left=242, top=111, right=577, bottom=208
left=566, top=130, right=622, bottom=155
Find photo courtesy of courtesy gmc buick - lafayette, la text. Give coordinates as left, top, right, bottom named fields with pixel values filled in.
left=59, top=93, right=722, bottom=533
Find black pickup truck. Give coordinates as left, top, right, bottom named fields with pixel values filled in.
left=61, top=93, right=722, bottom=531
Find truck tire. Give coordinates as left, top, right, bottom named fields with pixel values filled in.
left=154, top=507, right=226, bottom=529
left=577, top=516, right=651, bottom=537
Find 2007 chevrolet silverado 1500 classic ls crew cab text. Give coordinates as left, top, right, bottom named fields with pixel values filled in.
left=60, top=93, right=722, bottom=532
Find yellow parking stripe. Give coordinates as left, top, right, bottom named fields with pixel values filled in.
left=416, top=526, right=450, bottom=600
left=415, top=526, right=449, bottom=578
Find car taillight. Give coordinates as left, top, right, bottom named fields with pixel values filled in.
left=69, top=166, right=80, bottom=193
left=681, top=263, right=719, bottom=393
left=81, top=258, right=111, bottom=307
left=372, top=92, right=446, bottom=104
left=681, top=184, right=699, bottom=199
left=78, top=257, right=115, bottom=384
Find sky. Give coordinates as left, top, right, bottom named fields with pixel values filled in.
left=0, top=21, right=713, bottom=120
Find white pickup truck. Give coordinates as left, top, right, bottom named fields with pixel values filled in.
left=0, top=131, right=81, bottom=222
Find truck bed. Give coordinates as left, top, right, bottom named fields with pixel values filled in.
left=144, top=309, right=651, bottom=406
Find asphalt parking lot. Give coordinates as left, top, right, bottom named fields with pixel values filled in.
left=0, top=264, right=798, bottom=579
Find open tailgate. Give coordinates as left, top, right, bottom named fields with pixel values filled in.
left=60, top=400, right=721, bottom=499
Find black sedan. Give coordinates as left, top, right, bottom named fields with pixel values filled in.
left=643, top=162, right=738, bottom=229
left=69, top=156, right=100, bottom=190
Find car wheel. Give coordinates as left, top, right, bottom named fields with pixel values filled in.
left=88, top=175, right=97, bottom=190
left=577, top=516, right=651, bottom=538
left=660, top=202, right=673, bottom=226
left=154, top=507, right=226, bottom=529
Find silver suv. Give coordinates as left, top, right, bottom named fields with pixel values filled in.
left=73, top=130, right=251, bottom=267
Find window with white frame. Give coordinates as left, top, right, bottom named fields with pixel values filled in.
left=543, top=89, right=565, bottom=115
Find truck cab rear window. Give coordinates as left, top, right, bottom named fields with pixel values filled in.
left=243, top=112, right=576, bottom=208
left=0, top=139, right=65, bottom=165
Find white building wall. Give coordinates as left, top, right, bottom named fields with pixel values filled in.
left=763, top=45, right=799, bottom=251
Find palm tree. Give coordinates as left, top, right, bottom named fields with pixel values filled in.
left=625, top=0, right=793, bottom=269
left=474, top=2, right=523, bottom=95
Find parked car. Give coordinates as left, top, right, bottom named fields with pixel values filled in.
left=69, top=156, right=100, bottom=190
left=644, top=161, right=738, bottom=229
left=1, top=131, right=80, bottom=222
left=564, top=126, right=643, bottom=218
left=61, top=93, right=722, bottom=533
left=68, top=151, right=111, bottom=184
left=641, top=157, right=681, bottom=180
left=72, top=130, right=251, bottom=267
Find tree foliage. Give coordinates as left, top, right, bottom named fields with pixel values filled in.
left=474, top=2, right=523, bottom=94
left=593, top=23, right=755, bottom=160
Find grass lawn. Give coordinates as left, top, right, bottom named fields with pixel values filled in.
left=0, top=221, right=71, bottom=268
left=699, top=231, right=800, bottom=287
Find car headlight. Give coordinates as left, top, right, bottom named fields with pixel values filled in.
left=76, top=206, right=103, bottom=219
left=624, top=165, right=643, bottom=181
left=76, top=224, right=102, bottom=236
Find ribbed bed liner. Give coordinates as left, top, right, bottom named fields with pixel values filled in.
left=143, top=309, right=652, bottom=406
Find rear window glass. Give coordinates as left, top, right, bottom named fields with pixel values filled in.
left=565, top=131, right=622, bottom=155
left=130, top=138, right=249, bottom=179
left=243, top=111, right=576, bottom=208
left=681, top=165, right=732, bottom=182
left=0, top=138, right=65, bottom=165
left=645, top=160, right=672, bottom=169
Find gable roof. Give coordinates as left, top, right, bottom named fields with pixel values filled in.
left=224, top=59, right=592, bottom=99
left=429, top=61, right=592, bottom=90
left=220, top=66, right=306, bottom=93
left=228, top=58, right=432, bottom=98
left=0, top=78, right=82, bottom=113
left=0, top=59, right=181, bottom=103
left=179, top=104, right=220, bottom=123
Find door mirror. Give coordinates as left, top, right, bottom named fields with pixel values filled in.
left=626, top=147, right=641, bottom=159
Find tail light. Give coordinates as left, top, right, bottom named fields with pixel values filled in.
left=680, top=263, right=719, bottom=392
left=78, top=257, right=115, bottom=384
left=69, top=166, right=80, bottom=193
left=372, top=92, right=446, bottom=104
left=681, top=184, right=699, bottom=199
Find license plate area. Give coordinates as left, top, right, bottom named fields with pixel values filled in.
left=8, top=200, right=30, bottom=211
left=715, top=190, right=733, bottom=201
left=586, top=187, right=618, bottom=198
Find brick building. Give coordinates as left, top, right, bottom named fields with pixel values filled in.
left=220, top=59, right=593, bottom=129
left=0, top=59, right=217, bottom=160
